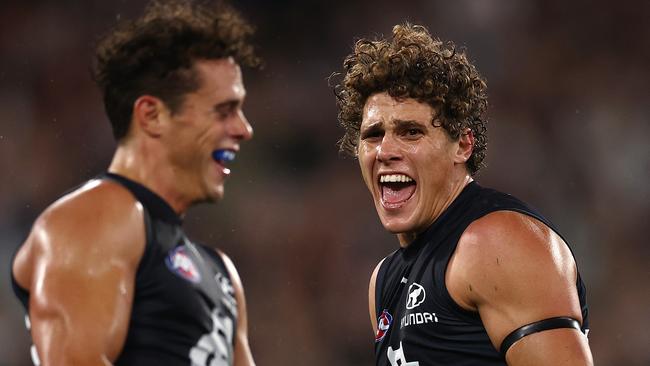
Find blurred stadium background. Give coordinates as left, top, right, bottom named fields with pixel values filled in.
left=1, top=0, right=648, bottom=365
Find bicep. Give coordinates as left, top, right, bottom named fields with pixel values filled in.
left=28, top=199, right=144, bottom=364
left=505, top=328, right=592, bottom=365
left=30, top=252, right=136, bottom=364
left=458, top=212, right=592, bottom=364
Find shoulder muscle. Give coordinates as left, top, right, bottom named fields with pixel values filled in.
left=32, top=179, right=145, bottom=267
left=24, top=179, right=147, bottom=362
left=450, top=211, right=582, bottom=346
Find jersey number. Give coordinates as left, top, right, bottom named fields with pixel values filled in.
left=387, top=341, right=420, bottom=366
left=189, top=309, right=234, bottom=366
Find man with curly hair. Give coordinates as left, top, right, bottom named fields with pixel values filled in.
left=11, top=1, right=258, bottom=365
left=334, top=23, right=593, bottom=365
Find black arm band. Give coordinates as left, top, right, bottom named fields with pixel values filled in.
left=500, top=316, right=582, bottom=357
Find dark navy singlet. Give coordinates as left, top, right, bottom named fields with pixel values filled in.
left=11, top=173, right=238, bottom=366
left=373, top=182, right=589, bottom=366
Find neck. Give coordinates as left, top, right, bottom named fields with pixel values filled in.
left=397, top=172, right=473, bottom=247
left=108, top=139, right=191, bottom=215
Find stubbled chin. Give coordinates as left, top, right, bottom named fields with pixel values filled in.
left=204, top=174, right=225, bottom=202
left=375, top=196, right=417, bottom=234
left=381, top=219, right=414, bottom=235
left=205, top=185, right=224, bottom=203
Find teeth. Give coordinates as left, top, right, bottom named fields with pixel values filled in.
left=379, top=174, right=414, bottom=183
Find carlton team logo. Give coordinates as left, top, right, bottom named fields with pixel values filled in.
left=165, top=246, right=202, bottom=284
left=406, top=283, right=426, bottom=309
left=375, top=309, right=393, bottom=342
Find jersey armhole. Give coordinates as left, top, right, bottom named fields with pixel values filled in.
left=201, top=245, right=233, bottom=282
left=374, top=251, right=397, bottom=317
left=101, top=174, right=154, bottom=276
left=134, top=206, right=154, bottom=274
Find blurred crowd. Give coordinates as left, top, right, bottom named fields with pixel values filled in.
left=1, top=0, right=648, bottom=365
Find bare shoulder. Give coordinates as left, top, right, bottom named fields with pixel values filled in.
left=447, top=209, right=585, bottom=356
left=460, top=210, right=575, bottom=280
left=42, top=178, right=141, bottom=222
left=14, top=179, right=146, bottom=288
left=448, top=210, right=578, bottom=314
left=38, top=178, right=144, bottom=255
left=12, top=179, right=149, bottom=363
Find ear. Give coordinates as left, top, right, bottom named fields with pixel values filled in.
left=454, top=128, right=474, bottom=164
left=132, top=95, right=166, bottom=138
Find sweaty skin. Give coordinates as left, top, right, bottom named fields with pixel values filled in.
left=358, top=93, right=473, bottom=246
left=12, top=180, right=144, bottom=366
left=12, top=59, right=256, bottom=366
left=447, top=212, right=592, bottom=365
left=110, top=58, right=253, bottom=212
left=364, top=92, right=592, bottom=365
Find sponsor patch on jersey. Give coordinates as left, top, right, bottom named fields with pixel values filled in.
left=375, top=309, right=393, bottom=342
left=165, top=246, right=202, bottom=284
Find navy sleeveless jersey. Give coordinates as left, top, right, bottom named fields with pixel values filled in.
left=11, top=173, right=238, bottom=365
left=373, top=182, right=589, bottom=365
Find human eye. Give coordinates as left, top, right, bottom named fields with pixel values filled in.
left=407, top=128, right=422, bottom=136
left=215, top=101, right=239, bottom=120
left=401, top=126, right=424, bottom=139
left=360, top=126, right=383, bottom=141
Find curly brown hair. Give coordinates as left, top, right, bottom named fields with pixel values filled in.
left=334, top=23, right=488, bottom=174
left=92, top=0, right=259, bottom=141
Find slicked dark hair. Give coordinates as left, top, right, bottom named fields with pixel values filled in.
left=92, top=0, right=259, bottom=141
left=334, top=23, right=488, bottom=174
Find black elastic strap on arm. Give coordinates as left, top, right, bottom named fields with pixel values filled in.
left=500, top=316, right=582, bottom=357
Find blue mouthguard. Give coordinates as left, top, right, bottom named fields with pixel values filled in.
left=212, top=149, right=236, bottom=162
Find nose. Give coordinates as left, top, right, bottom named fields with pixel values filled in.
left=376, top=134, right=402, bottom=163
left=230, top=110, right=253, bottom=142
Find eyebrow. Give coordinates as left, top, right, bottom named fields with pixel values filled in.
left=361, top=118, right=427, bottom=132
left=361, top=120, right=383, bottom=131
left=392, top=119, right=427, bottom=128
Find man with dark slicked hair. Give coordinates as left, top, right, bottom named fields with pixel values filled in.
left=11, top=1, right=258, bottom=365
left=334, top=23, right=593, bottom=365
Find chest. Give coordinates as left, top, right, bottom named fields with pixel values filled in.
left=377, top=256, right=456, bottom=342
left=124, top=220, right=239, bottom=364
left=142, top=221, right=237, bottom=316
left=374, top=249, right=503, bottom=365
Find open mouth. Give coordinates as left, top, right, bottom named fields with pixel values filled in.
left=212, top=149, right=236, bottom=175
left=379, top=173, right=416, bottom=207
left=212, top=149, right=236, bottom=164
